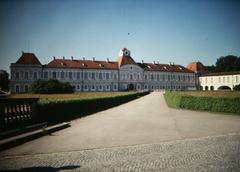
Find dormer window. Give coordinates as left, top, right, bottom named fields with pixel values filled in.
left=148, top=65, right=151, bottom=69
left=99, top=64, right=104, bottom=67
left=179, top=67, right=183, bottom=70
left=164, top=66, right=167, bottom=70
left=82, top=63, right=87, bottom=67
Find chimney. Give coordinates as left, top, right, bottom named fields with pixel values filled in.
left=153, top=61, right=155, bottom=64
left=83, top=57, right=85, bottom=61
left=53, top=56, right=55, bottom=60
left=173, top=62, right=174, bottom=65
left=107, top=58, right=109, bottom=62
left=71, top=56, right=74, bottom=60
left=92, top=57, right=95, bottom=61
left=22, top=51, right=24, bottom=55
left=157, top=61, right=159, bottom=64
left=142, top=60, right=144, bottom=64
left=169, top=62, right=171, bottom=65
left=63, top=56, right=65, bottom=60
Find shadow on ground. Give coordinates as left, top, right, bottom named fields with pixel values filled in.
left=1, top=165, right=80, bottom=172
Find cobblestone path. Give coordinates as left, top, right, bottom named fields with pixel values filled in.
left=1, top=133, right=240, bottom=172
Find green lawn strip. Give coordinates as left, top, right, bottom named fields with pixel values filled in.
left=164, top=91, right=240, bottom=114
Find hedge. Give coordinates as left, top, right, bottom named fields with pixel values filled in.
left=37, top=91, right=150, bottom=123
left=164, top=91, right=240, bottom=114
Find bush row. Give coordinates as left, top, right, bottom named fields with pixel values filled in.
left=164, top=91, right=240, bottom=114
left=37, top=91, right=150, bottom=123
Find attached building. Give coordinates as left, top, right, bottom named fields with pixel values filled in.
left=10, top=48, right=196, bottom=92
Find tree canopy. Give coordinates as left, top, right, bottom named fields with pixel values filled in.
left=31, top=79, right=74, bottom=94
left=215, top=55, right=240, bottom=72
left=0, top=70, right=9, bottom=91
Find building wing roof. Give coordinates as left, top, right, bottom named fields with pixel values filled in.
left=46, top=59, right=118, bottom=70
left=137, top=63, right=194, bottom=73
left=16, top=52, right=41, bottom=65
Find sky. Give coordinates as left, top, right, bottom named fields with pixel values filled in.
left=0, top=0, right=240, bottom=73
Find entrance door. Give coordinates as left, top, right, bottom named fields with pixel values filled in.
left=128, top=83, right=134, bottom=90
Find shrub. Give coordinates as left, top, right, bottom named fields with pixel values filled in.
left=164, top=91, right=240, bottom=114
left=31, top=79, right=74, bottom=94
left=233, top=84, right=240, bottom=91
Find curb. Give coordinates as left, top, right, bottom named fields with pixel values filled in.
left=0, top=122, right=70, bottom=152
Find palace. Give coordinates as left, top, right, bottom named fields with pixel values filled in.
left=10, top=48, right=197, bottom=93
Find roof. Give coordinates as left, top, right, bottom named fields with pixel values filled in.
left=187, top=62, right=205, bottom=73
left=46, top=59, right=118, bottom=70
left=201, top=71, right=240, bottom=77
left=117, top=55, right=135, bottom=67
left=137, top=63, right=194, bottom=73
left=16, top=52, right=41, bottom=65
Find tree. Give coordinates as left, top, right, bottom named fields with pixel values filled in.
left=0, top=70, right=9, bottom=91
left=215, top=55, right=240, bottom=72
left=233, top=84, right=240, bottom=91
left=31, top=79, right=74, bottom=94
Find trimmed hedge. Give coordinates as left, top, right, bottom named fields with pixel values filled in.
left=164, top=91, right=240, bottom=114
left=37, top=91, right=150, bottom=122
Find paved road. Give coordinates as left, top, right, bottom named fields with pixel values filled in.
left=1, top=92, right=240, bottom=171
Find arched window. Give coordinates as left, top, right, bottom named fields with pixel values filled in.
left=210, top=86, right=214, bottom=91
left=205, top=86, right=208, bottom=91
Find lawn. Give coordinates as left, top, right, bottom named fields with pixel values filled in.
left=174, top=91, right=240, bottom=97
left=8, top=91, right=140, bottom=103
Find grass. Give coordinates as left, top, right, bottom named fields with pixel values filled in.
left=164, top=91, right=240, bottom=114
left=173, top=91, right=240, bottom=98
left=8, top=91, right=140, bottom=103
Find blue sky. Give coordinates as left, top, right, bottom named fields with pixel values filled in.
left=0, top=0, right=240, bottom=73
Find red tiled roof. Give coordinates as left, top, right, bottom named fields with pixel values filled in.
left=16, top=52, right=41, bottom=65
left=46, top=59, right=118, bottom=70
left=137, top=63, right=194, bottom=73
left=186, top=62, right=205, bottom=73
left=117, top=55, right=135, bottom=67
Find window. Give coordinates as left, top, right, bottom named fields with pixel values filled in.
left=218, top=77, right=221, bottom=83
left=52, top=72, right=57, bottom=79
left=114, top=74, right=117, bottom=80
left=145, top=75, right=147, bottom=80
left=236, top=76, right=239, bottom=83
left=69, top=72, right=73, bottom=79
left=24, top=72, right=28, bottom=79
left=16, top=85, right=20, bottom=93
left=44, top=72, right=48, bottom=79
left=61, top=71, right=64, bottom=79
left=211, top=77, right=213, bottom=83
left=114, top=84, right=117, bottom=90
left=84, top=85, right=88, bottom=90
left=227, top=77, right=229, bottom=83
left=99, top=73, right=102, bottom=80
left=223, top=77, right=225, bottom=83
left=16, top=72, right=19, bottom=79
left=151, top=74, right=154, bottom=80
left=33, top=72, right=37, bottom=79
left=92, top=72, right=95, bottom=80
left=84, top=72, right=88, bottom=79
left=77, top=72, right=81, bottom=80
left=92, top=85, right=95, bottom=90
left=106, top=73, right=109, bottom=80
left=130, top=74, right=133, bottom=80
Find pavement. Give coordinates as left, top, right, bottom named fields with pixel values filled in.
left=0, top=92, right=240, bottom=171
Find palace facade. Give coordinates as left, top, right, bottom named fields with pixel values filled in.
left=10, top=48, right=197, bottom=93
